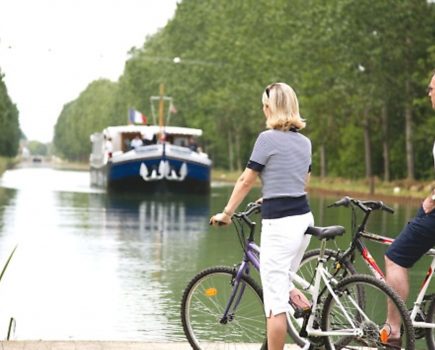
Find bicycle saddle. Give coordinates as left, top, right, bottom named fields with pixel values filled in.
left=305, top=225, right=345, bottom=240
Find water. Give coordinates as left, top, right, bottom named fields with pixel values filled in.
left=0, top=166, right=429, bottom=341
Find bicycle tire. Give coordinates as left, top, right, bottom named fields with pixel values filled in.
left=181, top=266, right=267, bottom=350
left=426, top=294, right=435, bottom=350
left=321, top=274, right=415, bottom=350
left=286, top=248, right=358, bottom=347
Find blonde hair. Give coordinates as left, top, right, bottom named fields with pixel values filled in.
left=262, top=82, right=306, bottom=131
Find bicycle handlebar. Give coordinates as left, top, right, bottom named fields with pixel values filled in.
left=233, top=202, right=261, bottom=218
left=327, top=196, right=394, bottom=214
left=210, top=202, right=261, bottom=227
left=232, top=202, right=261, bottom=226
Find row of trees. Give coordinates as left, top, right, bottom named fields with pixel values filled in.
left=54, top=0, right=435, bottom=180
left=0, top=70, right=20, bottom=157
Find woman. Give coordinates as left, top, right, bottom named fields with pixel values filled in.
left=210, top=82, right=313, bottom=350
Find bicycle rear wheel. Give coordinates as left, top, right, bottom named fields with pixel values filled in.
left=321, top=274, right=415, bottom=350
left=426, top=294, right=435, bottom=350
left=181, top=266, right=267, bottom=350
left=286, top=248, right=358, bottom=347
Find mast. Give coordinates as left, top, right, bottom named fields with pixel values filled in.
left=159, top=83, right=165, bottom=129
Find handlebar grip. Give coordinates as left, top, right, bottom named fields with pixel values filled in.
left=362, top=200, right=395, bottom=214
left=209, top=219, right=228, bottom=226
left=381, top=202, right=395, bottom=214
left=327, top=196, right=351, bottom=208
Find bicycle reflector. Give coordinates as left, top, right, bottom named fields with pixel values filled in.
left=204, top=288, right=218, bottom=297
left=380, top=328, right=389, bottom=343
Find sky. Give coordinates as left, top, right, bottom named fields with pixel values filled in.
left=0, top=0, right=179, bottom=143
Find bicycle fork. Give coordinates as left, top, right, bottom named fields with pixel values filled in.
left=219, top=261, right=250, bottom=324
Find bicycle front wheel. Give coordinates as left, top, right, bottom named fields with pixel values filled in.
left=321, top=274, right=415, bottom=350
left=181, top=266, right=267, bottom=350
left=426, top=294, right=435, bottom=350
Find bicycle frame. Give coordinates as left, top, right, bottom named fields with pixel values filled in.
left=357, top=231, right=435, bottom=330
left=229, top=228, right=366, bottom=342
left=329, top=197, right=435, bottom=332
left=295, top=239, right=365, bottom=339
left=229, top=204, right=371, bottom=341
left=220, top=208, right=362, bottom=341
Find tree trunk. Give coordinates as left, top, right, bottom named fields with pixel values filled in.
left=235, top=130, right=242, bottom=172
left=363, top=109, right=374, bottom=194
left=228, top=128, right=234, bottom=172
left=405, top=79, right=414, bottom=180
left=319, top=143, right=326, bottom=178
left=381, top=104, right=390, bottom=182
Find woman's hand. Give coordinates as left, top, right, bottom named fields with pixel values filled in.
left=422, top=192, right=435, bottom=214
left=209, top=212, right=232, bottom=226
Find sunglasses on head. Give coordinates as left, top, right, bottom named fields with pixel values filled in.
left=265, top=84, right=277, bottom=98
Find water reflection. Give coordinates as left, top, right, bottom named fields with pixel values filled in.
left=0, top=168, right=210, bottom=340
left=0, top=167, right=427, bottom=343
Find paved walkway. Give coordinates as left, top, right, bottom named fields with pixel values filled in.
left=0, top=341, right=301, bottom=349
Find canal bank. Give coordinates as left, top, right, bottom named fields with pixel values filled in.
left=6, top=160, right=433, bottom=203
left=0, top=341, right=301, bottom=349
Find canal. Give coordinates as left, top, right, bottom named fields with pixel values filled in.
left=0, top=166, right=429, bottom=342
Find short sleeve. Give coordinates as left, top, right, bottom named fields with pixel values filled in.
left=247, top=160, right=264, bottom=172
left=248, top=132, right=271, bottom=167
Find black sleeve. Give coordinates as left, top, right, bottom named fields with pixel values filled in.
left=247, top=160, right=264, bottom=172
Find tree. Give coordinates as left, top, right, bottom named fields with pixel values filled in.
left=53, top=79, right=118, bottom=161
left=0, top=70, right=20, bottom=157
left=51, top=0, right=435, bottom=182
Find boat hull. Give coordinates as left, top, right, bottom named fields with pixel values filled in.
left=107, top=174, right=210, bottom=194
left=90, top=145, right=211, bottom=194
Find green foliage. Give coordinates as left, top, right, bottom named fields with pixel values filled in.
left=330, top=123, right=365, bottom=178
left=0, top=70, right=20, bottom=157
left=53, top=79, right=119, bottom=161
left=26, top=141, right=49, bottom=156
left=52, top=0, right=435, bottom=180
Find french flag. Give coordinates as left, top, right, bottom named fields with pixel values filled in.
left=129, top=108, right=147, bottom=124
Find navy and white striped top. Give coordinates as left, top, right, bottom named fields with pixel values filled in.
left=247, top=129, right=312, bottom=219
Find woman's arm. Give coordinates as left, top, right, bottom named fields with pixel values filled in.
left=210, top=168, right=259, bottom=225
left=305, top=172, right=311, bottom=191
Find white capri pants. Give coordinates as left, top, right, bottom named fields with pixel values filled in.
left=260, top=212, right=314, bottom=317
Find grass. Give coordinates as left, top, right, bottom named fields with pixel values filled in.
left=0, top=158, right=7, bottom=175
left=212, top=169, right=434, bottom=202
left=309, top=176, right=434, bottom=201
left=0, top=157, right=18, bottom=175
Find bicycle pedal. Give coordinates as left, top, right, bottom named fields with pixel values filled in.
left=293, top=306, right=311, bottom=319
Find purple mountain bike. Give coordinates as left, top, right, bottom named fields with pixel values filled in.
left=180, top=203, right=267, bottom=350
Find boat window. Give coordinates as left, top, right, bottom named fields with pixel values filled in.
left=173, top=136, right=187, bottom=147
left=121, top=132, right=142, bottom=152
left=165, top=135, right=174, bottom=144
